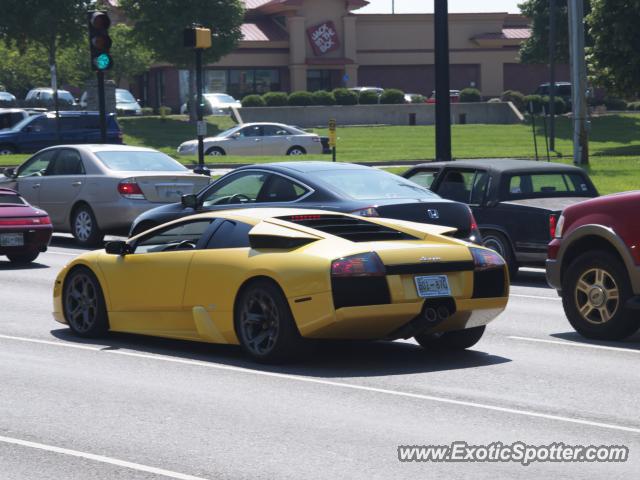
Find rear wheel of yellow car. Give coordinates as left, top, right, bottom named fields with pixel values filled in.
left=235, top=280, right=302, bottom=363
left=414, top=326, right=486, bottom=351
left=63, top=267, right=109, bottom=338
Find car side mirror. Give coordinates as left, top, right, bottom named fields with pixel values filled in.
left=105, top=241, right=131, bottom=255
left=3, top=167, right=15, bottom=178
left=181, top=193, right=199, bottom=209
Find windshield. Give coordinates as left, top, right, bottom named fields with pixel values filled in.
left=116, top=89, right=136, bottom=103
left=58, top=91, right=75, bottom=103
left=315, top=169, right=440, bottom=200
left=206, top=94, right=236, bottom=104
left=95, top=151, right=188, bottom=172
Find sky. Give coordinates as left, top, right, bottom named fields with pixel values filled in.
left=358, top=0, right=522, bottom=14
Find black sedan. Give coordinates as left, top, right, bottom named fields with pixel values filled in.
left=403, top=159, right=598, bottom=277
left=130, top=162, right=480, bottom=242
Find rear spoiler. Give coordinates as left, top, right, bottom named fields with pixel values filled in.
left=364, top=217, right=458, bottom=239
left=248, top=221, right=321, bottom=249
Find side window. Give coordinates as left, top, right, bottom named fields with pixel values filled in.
left=469, top=171, right=489, bottom=205
left=135, top=220, right=213, bottom=254
left=262, top=125, right=290, bottom=136
left=206, top=220, right=252, bottom=249
left=257, top=175, right=308, bottom=203
left=46, top=149, right=85, bottom=176
left=202, top=172, right=269, bottom=206
left=18, top=150, right=57, bottom=177
left=407, top=170, right=438, bottom=189
left=27, top=118, right=53, bottom=133
left=438, top=170, right=475, bottom=203
left=240, top=125, right=262, bottom=137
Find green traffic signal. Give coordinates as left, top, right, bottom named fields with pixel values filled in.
left=95, top=53, right=112, bottom=70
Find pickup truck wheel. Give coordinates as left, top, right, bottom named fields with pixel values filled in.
left=415, top=326, right=486, bottom=351
left=481, top=230, right=518, bottom=279
left=562, top=251, right=639, bottom=340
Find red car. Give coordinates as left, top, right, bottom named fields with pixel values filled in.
left=426, top=90, right=461, bottom=104
left=0, top=188, right=52, bottom=264
left=546, top=191, right=640, bottom=340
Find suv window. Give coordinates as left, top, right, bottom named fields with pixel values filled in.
left=206, top=220, right=252, bottom=249
left=135, top=220, right=213, bottom=254
left=47, top=149, right=85, bottom=176
left=258, top=175, right=307, bottom=203
left=507, top=173, right=591, bottom=198
left=202, top=171, right=269, bottom=206
left=18, top=150, right=57, bottom=177
left=407, top=169, right=438, bottom=189
left=438, top=170, right=489, bottom=204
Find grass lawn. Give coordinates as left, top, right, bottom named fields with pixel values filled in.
left=1, top=113, right=638, bottom=194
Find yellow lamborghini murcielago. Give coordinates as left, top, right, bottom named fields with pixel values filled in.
left=53, top=208, right=509, bottom=361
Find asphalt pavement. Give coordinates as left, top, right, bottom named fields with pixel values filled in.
left=1, top=238, right=639, bottom=479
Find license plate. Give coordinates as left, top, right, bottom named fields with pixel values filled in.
left=414, top=275, right=451, bottom=298
left=0, top=233, right=24, bottom=247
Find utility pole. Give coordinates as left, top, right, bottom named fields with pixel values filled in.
left=434, top=0, right=452, bottom=161
left=548, top=0, right=557, bottom=151
left=392, top=0, right=395, bottom=14
left=568, top=0, right=589, bottom=165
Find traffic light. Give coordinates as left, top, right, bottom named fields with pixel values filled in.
left=88, top=11, right=113, bottom=71
left=184, top=26, right=212, bottom=49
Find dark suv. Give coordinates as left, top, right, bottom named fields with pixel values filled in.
left=0, top=111, right=122, bottom=154
left=547, top=191, right=640, bottom=340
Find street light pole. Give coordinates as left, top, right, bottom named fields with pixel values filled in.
left=548, top=0, right=557, bottom=151
left=434, top=0, right=452, bottom=161
left=568, top=0, right=589, bottom=165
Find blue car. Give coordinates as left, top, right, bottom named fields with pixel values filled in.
left=0, top=111, right=122, bottom=155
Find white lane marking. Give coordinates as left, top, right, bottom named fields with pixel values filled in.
left=1, top=334, right=639, bottom=435
left=0, top=435, right=209, bottom=480
left=510, top=336, right=640, bottom=354
left=0, top=334, right=101, bottom=351
left=511, top=293, right=561, bottom=301
left=45, top=251, right=79, bottom=257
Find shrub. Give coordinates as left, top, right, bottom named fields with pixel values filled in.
left=358, top=90, right=380, bottom=104
left=501, top=90, right=525, bottom=111
left=380, top=88, right=405, bottom=104
left=523, top=94, right=544, bottom=114
left=311, top=90, right=336, bottom=106
left=241, top=94, right=266, bottom=107
left=288, top=90, right=314, bottom=106
left=409, top=94, right=426, bottom=104
left=604, top=96, right=627, bottom=111
left=487, top=98, right=502, bottom=103
left=542, top=95, right=567, bottom=114
left=157, top=105, right=172, bottom=116
left=627, top=101, right=640, bottom=111
left=140, top=107, right=154, bottom=116
left=459, top=88, right=482, bottom=103
left=333, top=88, right=358, bottom=105
left=262, top=91, right=288, bottom=107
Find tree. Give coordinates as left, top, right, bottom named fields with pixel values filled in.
left=588, top=0, right=640, bottom=96
left=517, top=0, right=590, bottom=64
left=109, top=24, right=155, bottom=86
left=0, top=0, right=92, bottom=103
left=119, top=0, right=244, bottom=118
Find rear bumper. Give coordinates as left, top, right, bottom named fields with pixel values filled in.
left=0, top=226, right=52, bottom=255
left=92, top=199, right=169, bottom=232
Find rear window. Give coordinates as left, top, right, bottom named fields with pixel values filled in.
left=0, top=192, right=25, bottom=205
left=315, top=169, right=439, bottom=201
left=507, top=173, right=593, bottom=198
left=95, top=151, right=187, bottom=172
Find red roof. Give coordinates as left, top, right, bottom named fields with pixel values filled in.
left=241, top=21, right=288, bottom=41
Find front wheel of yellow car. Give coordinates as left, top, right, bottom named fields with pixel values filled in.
left=414, top=326, right=485, bottom=351
left=235, top=280, right=302, bottom=363
left=63, top=267, right=109, bottom=338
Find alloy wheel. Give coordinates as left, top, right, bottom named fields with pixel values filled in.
left=65, top=273, right=99, bottom=333
left=74, top=210, right=93, bottom=242
left=574, top=267, right=620, bottom=324
left=239, top=291, right=280, bottom=356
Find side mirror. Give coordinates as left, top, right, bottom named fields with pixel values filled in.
left=181, top=193, right=198, bottom=209
left=3, top=167, right=15, bottom=178
left=105, top=241, right=131, bottom=256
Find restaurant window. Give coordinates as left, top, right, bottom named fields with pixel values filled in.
left=228, top=69, right=280, bottom=98
left=205, top=70, right=228, bottom=93
left=307, top=70, right=332, bottom=92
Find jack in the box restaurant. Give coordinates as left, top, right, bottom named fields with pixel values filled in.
left=113, top=0, right=567, bottom=112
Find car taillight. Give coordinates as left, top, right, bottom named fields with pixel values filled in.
left=467, top=207, right=481, bottom=244
left=470, top=247, right=505, bottom=271
left=288, top=214, right=322, bottom=222
left=0, top=216, right=51, bottom=226
left=331, top=252, right=386, bottom=277
left=549, top=214, right=558, bottom=238
left=351, top=207, right=379, bottom=217
left=554, top=214, right=565, bottom=239
left=118, top=180, right=145, bottom=199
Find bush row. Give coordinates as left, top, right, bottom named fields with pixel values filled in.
left=241, top=88, right=406, bottom=107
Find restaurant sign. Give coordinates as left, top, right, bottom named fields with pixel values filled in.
left=307, top=21, right=340, bottom=56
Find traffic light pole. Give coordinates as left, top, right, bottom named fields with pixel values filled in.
left=434, top=0, right=452, bottom=161
left=195, top=48, right=205, bottom=173
left=548, top=0, right=557, bottom=151
left=97, top=70, right=107, bottom=143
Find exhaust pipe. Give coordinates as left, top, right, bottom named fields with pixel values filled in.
left=387, top=299, right=456, bottom=340
left=437, top=305, right=450, bottom=321
left=424, top=308, right=438, bottom=323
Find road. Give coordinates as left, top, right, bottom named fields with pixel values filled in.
left=1, top=238, right=638, bottom=479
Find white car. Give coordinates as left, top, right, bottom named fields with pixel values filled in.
left=177, top=122, right=329, bottom=157
left=180, top=93, right=242, bottom=115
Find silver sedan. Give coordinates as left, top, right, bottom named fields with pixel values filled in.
left=177, top=122, right=328, bottom=157
left=0, top=145, right=210, bottom=246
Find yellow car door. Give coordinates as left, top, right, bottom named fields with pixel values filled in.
left=98, top=218, right=216, bottom=338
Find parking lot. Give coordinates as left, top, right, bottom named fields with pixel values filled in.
left=1, top=236, right=638, bottom=479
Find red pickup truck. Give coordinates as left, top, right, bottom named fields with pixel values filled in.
left=546, top=191, right=640, bottom=340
